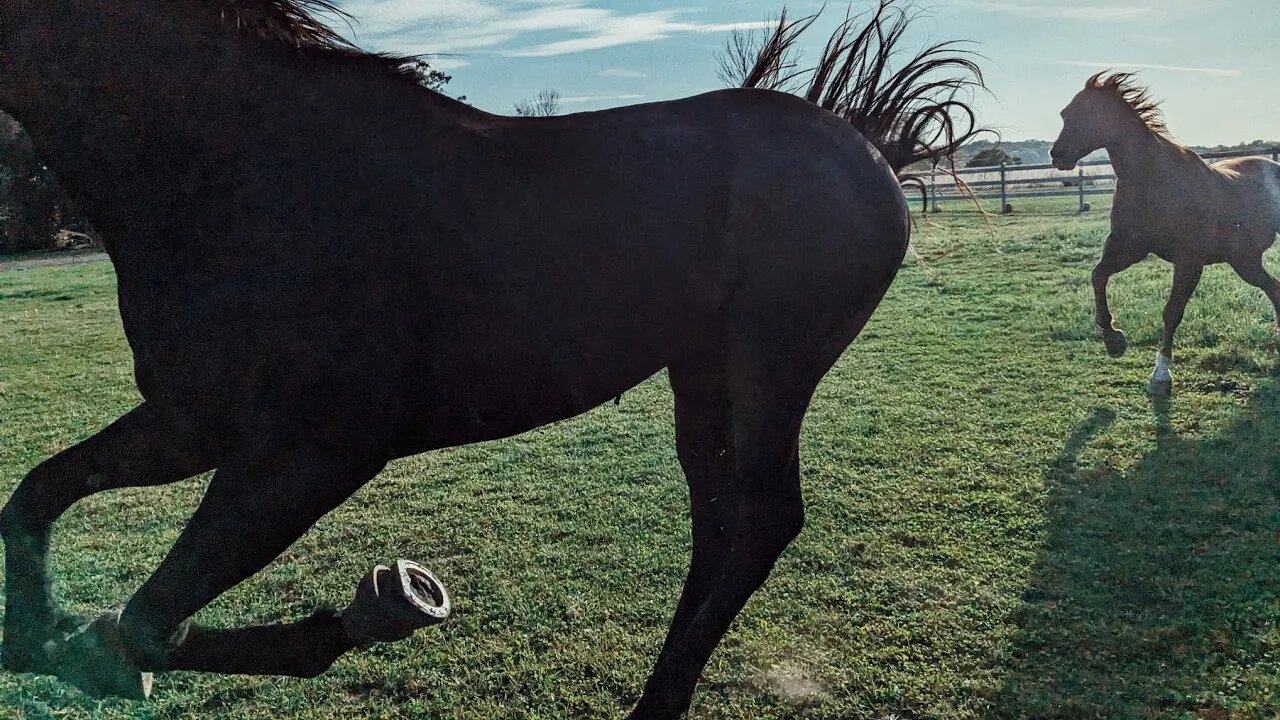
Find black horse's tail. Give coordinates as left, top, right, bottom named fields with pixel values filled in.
left=721, top=1, right=989, bottom=177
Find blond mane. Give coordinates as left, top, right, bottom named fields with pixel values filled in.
left=1088, top=71, right=1169, bottom=137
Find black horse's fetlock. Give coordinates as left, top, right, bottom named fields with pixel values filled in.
left=1, top=639, right=50, bottom=675
left=2, top=608, right=90, bottom=676
left=50, top=610, right=154, bottom=699
left=340, top=560, right=450, bottom=647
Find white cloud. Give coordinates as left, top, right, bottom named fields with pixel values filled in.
left=692, top=21, right=778, bottom=34
left=954, top=1, right=1156, bottom=21
left=560, top=93, right=647, bottom=104
left=341, top=0, right=500, bottom=36
left=339, top=1, right=771, bottom=58
left=601, top=68, right=648, bottom=78
left=1061, top=61, right=1241, bottom=77
left=427, top=58, right=473, bottom=72
left=506, top=16, right=775, bottom=57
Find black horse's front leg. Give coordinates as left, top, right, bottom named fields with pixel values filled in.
left=46, top=445, right=449, bottom=697
left=119, top=561, right=447, bottom=678
left=50, top=560, right=449, bottom=697
left=0, top=404, right=219, bottom=676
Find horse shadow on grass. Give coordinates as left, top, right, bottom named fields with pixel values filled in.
left=993, top=375, right=1280, bottom=718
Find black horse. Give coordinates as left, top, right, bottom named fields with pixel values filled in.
left=0, top=0, right=982, bottom=716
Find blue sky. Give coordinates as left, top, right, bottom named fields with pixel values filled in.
left=337, top=0, right=1278, bottom=145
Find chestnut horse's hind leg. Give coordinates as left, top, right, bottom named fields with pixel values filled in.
left=1147, top=262, right=1204, bottom=396
left=1228, top=250, right=1280, bottom=329
left=49, top=445, right=394, bottom=697
left=0, top=404, right=219, bottom=675
left=1092, top=232, right=1146, bottom=358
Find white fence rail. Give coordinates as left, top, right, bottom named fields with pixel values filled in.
left=916, top=147, right=1280, bottom=214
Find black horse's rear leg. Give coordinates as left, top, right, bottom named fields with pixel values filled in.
left=629, top=317, right=842, bottom=720
left=0, top=403, right=219, bottom=675
left=630, top=361, right=812, bottom=720
left=646, top=352, right=738, bottom=670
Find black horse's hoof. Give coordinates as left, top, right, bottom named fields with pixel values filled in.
left=1103, top=329, right=1128, bottom=358
left=340, top=560, right=450, bottom=646
left=0, top=645, right=48, bottom=675
left=49, top=610, right=153, bottom=699
left=2, top=610, right=93, bottom=676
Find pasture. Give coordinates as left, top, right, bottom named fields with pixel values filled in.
left=2, top=195, right=1280, bottom=719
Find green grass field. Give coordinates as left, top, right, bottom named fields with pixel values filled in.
left=3, top=196, right=1280, bottom=719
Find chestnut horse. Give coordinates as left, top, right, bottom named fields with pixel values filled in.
left=0, top=0, right=979, bottom=715
left=1051, top=72, right=1280, bottom=395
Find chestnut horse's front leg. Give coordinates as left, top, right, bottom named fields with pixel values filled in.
left=1147, top=262, right=1204, bottom=396
left=1092, top=232, right=1146, bottom=358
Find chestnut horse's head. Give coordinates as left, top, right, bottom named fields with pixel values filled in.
left=1051, top=71, right=1167, bottom=171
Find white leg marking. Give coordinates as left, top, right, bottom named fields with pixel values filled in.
left=1147, top=351, right=1173, bottom=395
left=1151, top=351, right=1172, bottom=383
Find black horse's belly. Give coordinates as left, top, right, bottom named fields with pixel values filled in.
left=120, top=256, right=695, bottom=459
left=378, top=307, right=680, bottom=457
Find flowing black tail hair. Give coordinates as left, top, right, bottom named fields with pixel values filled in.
left=722, top=1, right=990, bottom=175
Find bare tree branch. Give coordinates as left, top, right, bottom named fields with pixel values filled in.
left=514, top=89, right=562, bottom=117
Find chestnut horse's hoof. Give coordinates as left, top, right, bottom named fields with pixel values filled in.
left=49, top=610, right=153, bottom=700
left=1103, top=329, right=1128, bottom=358
left=341, top=560, right=450, bottom=646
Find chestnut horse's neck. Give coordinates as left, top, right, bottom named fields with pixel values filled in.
left=1104, top=113, right=1206, bottom=185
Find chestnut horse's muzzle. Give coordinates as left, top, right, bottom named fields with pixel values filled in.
left=1050, top=148, right=1078, bottom=171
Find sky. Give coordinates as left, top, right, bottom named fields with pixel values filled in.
left=335, top=0, right=1279, bottom=146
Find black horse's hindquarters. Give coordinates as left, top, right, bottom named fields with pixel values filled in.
left=0, top=1, right=910, bottom=716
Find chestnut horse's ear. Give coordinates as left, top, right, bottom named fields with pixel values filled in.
left=1086, top=70, right=1111, bottom=89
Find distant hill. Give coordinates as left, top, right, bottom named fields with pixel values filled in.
left=1188, top=140, right=1280, bottom=155
left=960, top=139, right=1057, bottom=165
left=956, top=138, right=1280, bottom=167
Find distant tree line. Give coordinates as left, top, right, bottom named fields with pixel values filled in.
left=1191, top=139, right=1280, bottom=155
left=0, top=112, right=88, bottom=253
left=965, top=147, right=1022, bottom=168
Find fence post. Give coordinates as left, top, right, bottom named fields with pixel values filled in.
left=929, top=169, right=939, bottom=213
left=999, top=162, right=1008, bottom=214
left=1078, top=166, right=1086, bottom=213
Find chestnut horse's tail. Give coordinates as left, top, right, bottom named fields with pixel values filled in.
left=1269, top=159, right=1280, bottom=235
left=724, top=0, right=989, bottom=175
